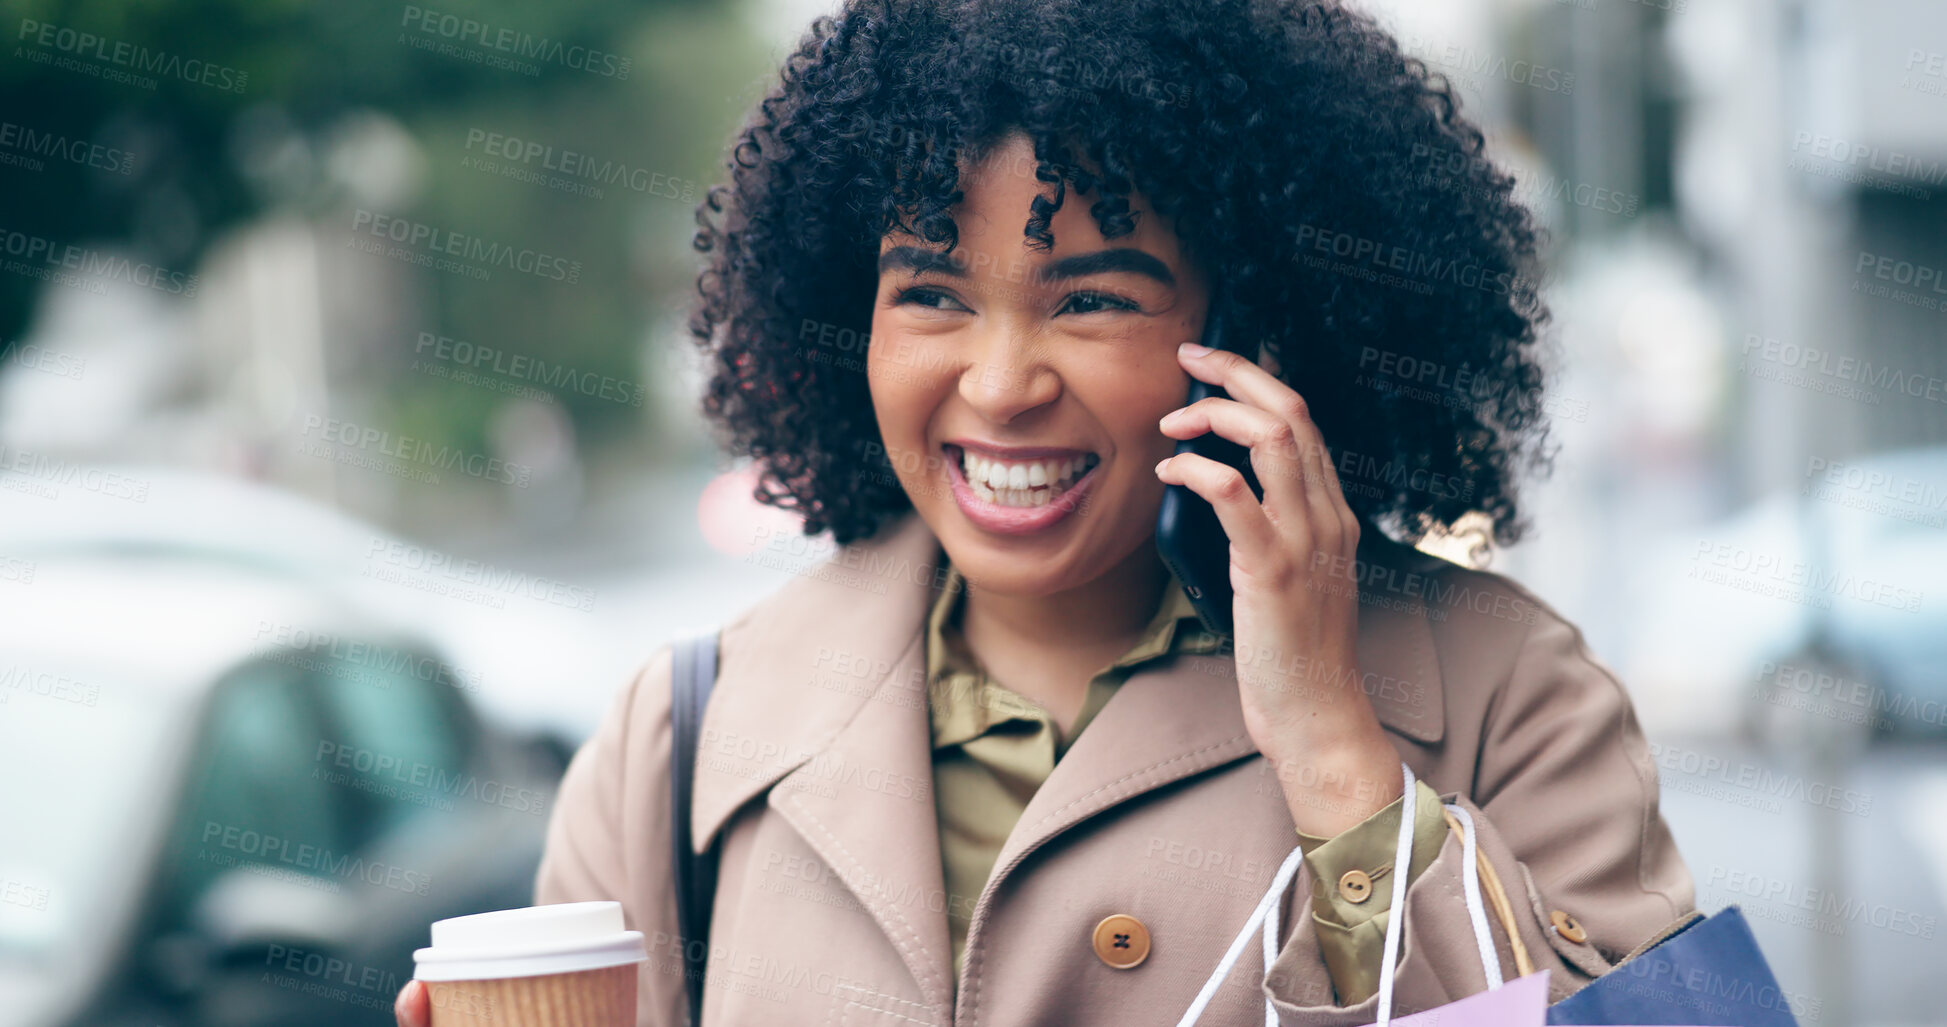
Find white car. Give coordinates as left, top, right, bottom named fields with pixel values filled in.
left=0, top=471, right=562, bottom=1027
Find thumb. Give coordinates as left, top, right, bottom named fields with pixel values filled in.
left=395, top=978, right=431, bottom=1027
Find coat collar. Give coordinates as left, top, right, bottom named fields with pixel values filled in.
left=691, top=511, right=1448, bottom=1013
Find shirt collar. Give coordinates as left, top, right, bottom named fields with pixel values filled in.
left=925, top=560, right=1223, bottom=750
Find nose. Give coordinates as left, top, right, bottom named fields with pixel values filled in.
left=958, top=320, right=1062, bottom=424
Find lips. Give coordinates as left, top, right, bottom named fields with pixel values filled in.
left=941, top=442, right=1103, bottom=535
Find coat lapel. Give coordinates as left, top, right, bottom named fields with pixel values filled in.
left=690, top=511, right=1448, bottom=1019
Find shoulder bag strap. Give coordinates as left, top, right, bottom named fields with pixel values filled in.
left=669, top=630, right=721, bottom=1026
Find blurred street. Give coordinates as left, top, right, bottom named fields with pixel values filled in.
left=3, top=0, right=1944, bottom=1023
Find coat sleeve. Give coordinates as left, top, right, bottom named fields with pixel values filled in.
left=1292, top=778, right=1449, bottom=1005
left=1261, top=603, right=1698, bottom=1021
left=533, top=645, right=690, bottom=1027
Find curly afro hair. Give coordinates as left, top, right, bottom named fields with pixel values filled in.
left=688, top=0, right=1554, bottom=549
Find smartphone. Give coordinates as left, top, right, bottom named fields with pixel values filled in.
left=1155, top=289, right=1264, bottom=638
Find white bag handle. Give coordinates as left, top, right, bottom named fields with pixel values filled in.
left=1175, top=763, right=1506, bottom=1027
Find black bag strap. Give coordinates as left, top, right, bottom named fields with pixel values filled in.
left=669, top=630, right=721, bottom=1027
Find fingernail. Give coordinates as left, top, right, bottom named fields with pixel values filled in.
left=1155, top=458, right=1169, bottom=474
left=1180, top=341, right=1211, bottom=357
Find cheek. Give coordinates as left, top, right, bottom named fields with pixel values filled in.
left=866, top=337, right=944, bottom=450
left=1072, top=360, right=1189, bottom=458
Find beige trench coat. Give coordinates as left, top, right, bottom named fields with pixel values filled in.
left=534, top=511, right=1696, bottom=1025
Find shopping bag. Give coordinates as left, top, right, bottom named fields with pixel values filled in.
left=1545, top=906, right=1801, bottom=1026
left=1177, top=762, right=1766, bottom=1027
left=1353, top=969, right=1551, bottom=1027
left=1179, top=763, right=1558, bottom=1027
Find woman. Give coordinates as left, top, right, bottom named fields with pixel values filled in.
left=399, top=0, right=1694, bottom=1023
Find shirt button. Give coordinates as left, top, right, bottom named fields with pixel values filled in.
left=1550, top=909, right=1588, bottom=944
left=1338, top=869, right=1375, bottom=904
left=1092, top=914, right=1151, bottom=968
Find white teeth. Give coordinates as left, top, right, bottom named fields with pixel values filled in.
left=956, top=448, right=1099, bottom=509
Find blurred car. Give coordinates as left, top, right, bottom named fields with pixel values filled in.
left=1628, top=444, right=1947, bottom=739
left=0, top=473, right=566, bottom=1027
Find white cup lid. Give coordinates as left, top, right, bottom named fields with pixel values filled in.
left=413, top=901, right=648, bottom=981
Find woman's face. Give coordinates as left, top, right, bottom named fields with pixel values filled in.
left=869, top=131, right=1209, bottom=597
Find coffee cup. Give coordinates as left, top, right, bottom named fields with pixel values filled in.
left=413, top=901, right=647, bottom=1027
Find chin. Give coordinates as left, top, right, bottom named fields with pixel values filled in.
left=929, top=510, right=1144, bottom=599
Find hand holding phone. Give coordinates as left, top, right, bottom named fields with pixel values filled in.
left=1153, top=286, right=1263, bottom=637
left=1152, top=292, right=1397, bottom=838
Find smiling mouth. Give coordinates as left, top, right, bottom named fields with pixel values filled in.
left=943, top=444, right=1101, bottom=508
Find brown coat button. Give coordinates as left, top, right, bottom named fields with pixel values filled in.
left=1550, top=909, right=1588, bottom=944
left=1338, top=869, right=1374, bottom=904
left=1092, top=914, right=1151, bottom=968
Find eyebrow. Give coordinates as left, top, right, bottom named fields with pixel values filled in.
left=876, top=246, right=1177, bottom=288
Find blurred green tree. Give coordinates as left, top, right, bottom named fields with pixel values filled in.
left=0, top=0, right=771, bottom=465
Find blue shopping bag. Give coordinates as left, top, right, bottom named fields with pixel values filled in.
left=1545, top=906, right=1802, bottom=1026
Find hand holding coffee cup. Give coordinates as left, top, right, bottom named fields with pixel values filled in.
left=398, top=901, right=647, bottom=1027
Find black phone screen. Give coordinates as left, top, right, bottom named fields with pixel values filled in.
left=1153, top=293, right=1264, bottom=638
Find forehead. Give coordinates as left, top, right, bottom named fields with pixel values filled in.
left=876, top=133, right=1183, bottom=263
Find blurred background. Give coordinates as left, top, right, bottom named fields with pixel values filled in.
left=0, top=0, right=1941, bottom=1023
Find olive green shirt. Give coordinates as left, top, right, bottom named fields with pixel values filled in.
left=925, top=560, right=1446, bottom=1005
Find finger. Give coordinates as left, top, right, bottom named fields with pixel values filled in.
left=1178, top=343, right=1333, bottom=514
left=1155, top=450, right=1280, bottom=560
left=1306, top=415, right=1361, bottom=548
left=397, top=979, right=430, bottom=1027
left=1159, top=396, right=1310, bottom=536
left=1177, top=343, right=1309, bottom=425
left=1285, top=404, right=1344, bottom=549
left=1277, top=398, right=1359, bottom=551
left=1178, top=345, right=1360, bottom=551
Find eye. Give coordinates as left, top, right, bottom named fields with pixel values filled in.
left=890, top=286, right=971, bottom=312
left=1057, top=291, right=1140, bottom=316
